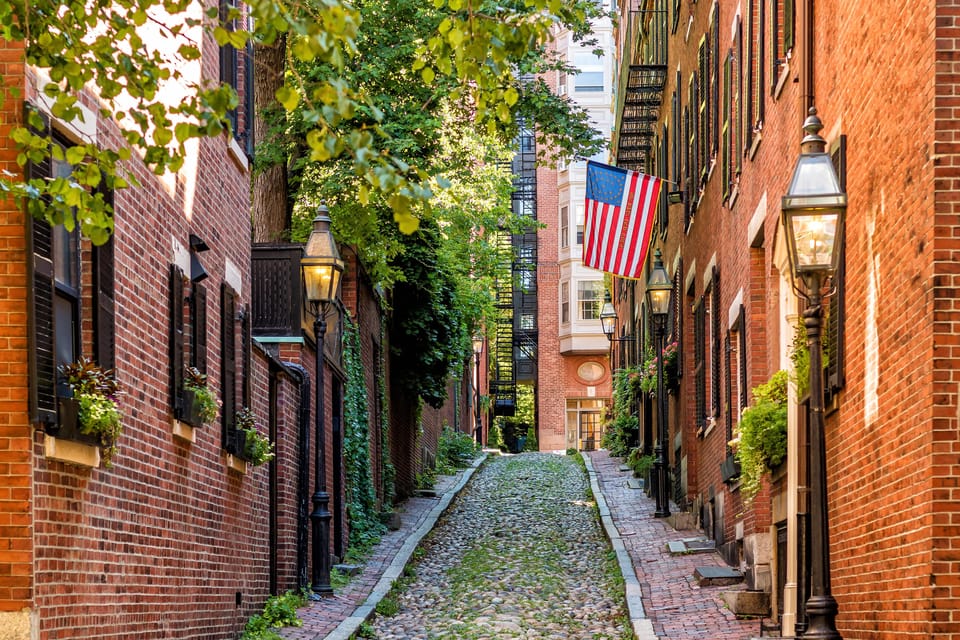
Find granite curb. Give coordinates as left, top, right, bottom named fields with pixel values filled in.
left=321, top=453, right=487, bottom=640
left=582, top=453, right=657, bottom=640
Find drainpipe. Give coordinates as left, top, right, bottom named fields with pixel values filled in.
left=799, top=0, right=815, bottom=113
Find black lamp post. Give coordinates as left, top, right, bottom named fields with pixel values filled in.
left=645, top=249, right=672, bottom=519
left=781, top=108, right=846, bottom=640
left=301, top=203, right=344, bottom=598
left=600, top=292, right=635, bottom=343
left=472, top=333, right=484, bottom=445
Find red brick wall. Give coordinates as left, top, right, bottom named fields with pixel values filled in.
left=638, top=0, right=942, bottom=634
left=0, top=36, right=31, bottom=619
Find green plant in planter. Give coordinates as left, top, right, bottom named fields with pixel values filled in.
left=184, top=366, right=219, bottom=425
left=237, top=407, right=275, bottom=466
left=733, top=370, right=789, bottom=503
left=640, top=341, right=679, bottom=395
left=59, top=357, right=122, bottom=466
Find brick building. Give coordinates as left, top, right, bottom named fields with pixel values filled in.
left=609, top=0, right=960, bottom=636
left=533, top=9, right=616, bottom=454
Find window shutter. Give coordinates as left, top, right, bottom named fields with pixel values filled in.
left=170, top=264, right=185, bottom=414
left=694, top=296, right=706, bottom=431
left=241, top=304, right=251, bottom=408
left=724, top=332, right=732, bottom=445
left=711, top=6, right=720, bottom=156
left=711, top=268, right=721, bottom=419
left=192, top=284, right=208, bottom=373
left=826, top=135, right=847, bottom=400
left=26, top=106, right=56, bottom=426
left=221, top=283, right=238, bottom=453
left=738, top=304, right=748, bottom=412
left=93, top=190, right=116, bottom=370
left=671, top=259, right=683, bottom=379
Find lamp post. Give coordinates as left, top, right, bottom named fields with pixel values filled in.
left=645, top=249, right=672, bottom=519
left=781, top=108, right=846, bottom=640
left=472, top=333, right=484, bottom=445
left=301, top=203, right=344, bottom=598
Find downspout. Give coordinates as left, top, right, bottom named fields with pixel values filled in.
left=282, top=362, right=312, bottom=591
left=799, top=0, right=814, bottom=113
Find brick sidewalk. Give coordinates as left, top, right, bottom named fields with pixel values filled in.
left=587, top=450, right=761, bottom=640
left=280, top=463, right=480, bottom=640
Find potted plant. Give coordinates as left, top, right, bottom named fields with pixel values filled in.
left=639, top=341, right=679, bottom=395
left=180, top=366, right=219, bottom=426
left=58, top=357, right=122, bottom=466
left=236, top=407, right=275, bottom=466
left=732, top=370, right=789, bottom=502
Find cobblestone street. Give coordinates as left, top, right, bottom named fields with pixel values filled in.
left=369, top=453, right=629, bottom=640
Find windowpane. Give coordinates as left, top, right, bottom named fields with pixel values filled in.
left=560, top=206, right=569, bottom=248
left=561, top=282, right=570, bottom=324
left=578, top=280, right=604, bottom=320
left=575, top=71, right=604, bottom=92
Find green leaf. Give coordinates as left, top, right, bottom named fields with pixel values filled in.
left=275, top=86, right=300, bottom=111
left=421, top=67, right=435, bottom=84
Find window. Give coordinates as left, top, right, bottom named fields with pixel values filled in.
left=711, top=5, right=720, bottom=157
left=517, top=245, right=535, bottom=292
left=578, top=280, right=604, bottom=320
left=711, top=268, right=721, bottom=420
left=745, top=0, right=765, bottom=150
left=28, top=120, right=116, bottom=431
left=561, top=282, right=570, bottom=324
left=560, top=205, right=569, bottom=249
left=722, top=49, right=732, bottom=200
left=573, top=51, right=604, bottom=93
left=658, top=125, right=669, bottom=234
left=221, top=282, right=242, bottom=455
left=576, top=204, right=585, bottom=245
left=698, top=38, right=708, bottom=183
left=693, top=296, right=707, bottom=432
left=771, top=0, right=794, bottom=94
left=219, top=0, right=254, bottom=154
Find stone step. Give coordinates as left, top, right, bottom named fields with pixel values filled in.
left=693, top=565, right=744, bottom=586
left=627, top=478, right=644, bottom=490
left=618, top=463, right=632, bottom=472
left=666, top=537, right=717, bottom=555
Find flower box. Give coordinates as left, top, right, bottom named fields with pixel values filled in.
left=176, top=387, right=207, bottom=428
left=48, top=397, right=101, bottom=448
left=721, top=453, right=742, bottom=484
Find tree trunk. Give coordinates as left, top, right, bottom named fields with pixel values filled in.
left=252, top=36, right=290, bottom=243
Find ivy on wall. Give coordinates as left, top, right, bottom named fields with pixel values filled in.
left=342, top=315, right=385, bottom=551
left=378, top=323, right=396, bottom=508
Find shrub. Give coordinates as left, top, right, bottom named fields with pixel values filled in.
left=734, top=370, right=789, bottom=502
left=437, top=426, right=479, bottom=472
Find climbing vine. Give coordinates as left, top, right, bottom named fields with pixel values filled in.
left=378, top=322, right=396, bottom=508
left=342, top=315, right=385, bottom=551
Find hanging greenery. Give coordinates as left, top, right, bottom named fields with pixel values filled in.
left=342, top=315, right=386, bottom=551
left=732, top=370, right=789, bottom=503
left=601, top=364, right=641, bottom=457
left=378, top=323, right=396, bottom=509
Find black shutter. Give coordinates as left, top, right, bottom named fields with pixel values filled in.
left=671, top=259, right=683, bottom=379
left=26, top=106, right=56, bottom=426
left=221, top=283, right=238, bottom=453
left=241, top=304, right=251, bottom=408
left=724, top=332, right=732, bottom=446
left=738, top=304, right=748, bottom=412
left=711, top=268, right=721, bottom=419
left=170, top=264, right=185, bottom=414
left=93, top=189, right=115, bottom=370
left=192, top=284, right=208, bottom=373
left=694, top=296, right=706, bottom=431
left=825, top=136, right=847, bottom=402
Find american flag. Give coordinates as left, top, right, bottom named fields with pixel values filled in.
left=582, top=161, right=663, bottom=279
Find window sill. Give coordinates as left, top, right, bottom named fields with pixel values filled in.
left=226, top=453, right=248, bottom=474
left=172, top=419, right=196, bottom=443
left=227, top=135, right=249, bottom=172
left=774, top=60, right=790, bottom=101
left=44, top=434, right=100, bottom=468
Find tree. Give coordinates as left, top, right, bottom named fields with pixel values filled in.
left=3, top=0, right=606, bottom=244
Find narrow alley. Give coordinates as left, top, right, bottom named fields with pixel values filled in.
left=288, top=451, right=762, bottom=640
left=369, top=453, right=627, bottom=639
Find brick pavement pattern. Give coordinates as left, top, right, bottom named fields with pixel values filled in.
left=588, top=450, right=760, bottom=640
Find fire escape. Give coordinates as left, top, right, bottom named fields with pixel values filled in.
left=491, top=114, right=539, bottom=416
left=615, top=9, right=668, bottom=172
